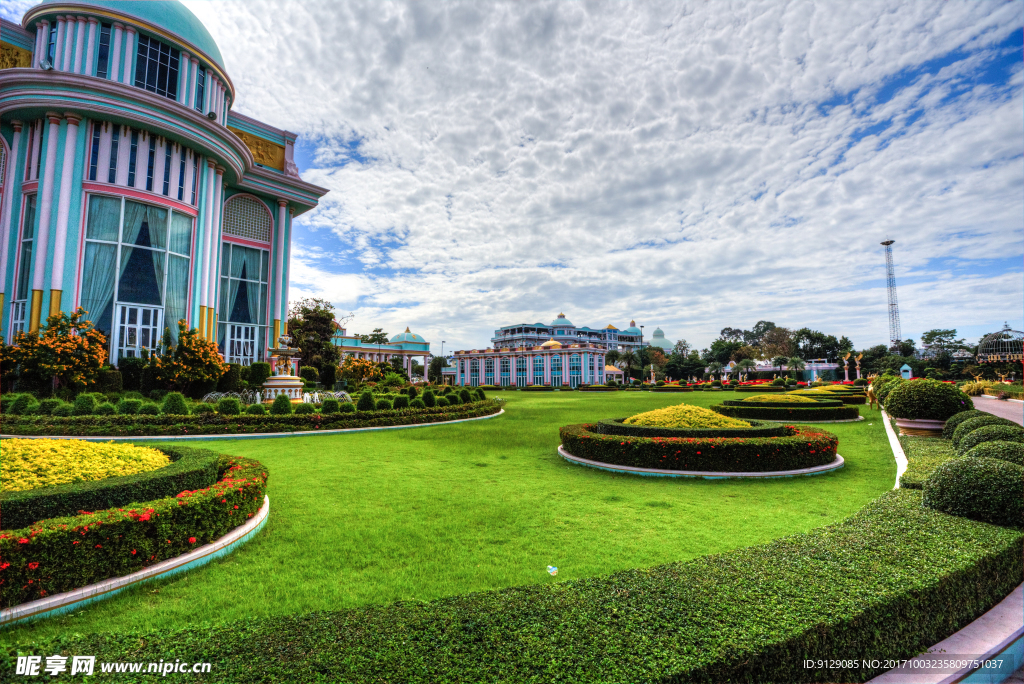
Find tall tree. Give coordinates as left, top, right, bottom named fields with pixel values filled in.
left=743, top=320, right=777, bottom=346
left=428, top=356, right=449, bottom=384
left=719, top=327, right=744, bottom=342
left=287, top=298, right=341, bottom=373
left=759, top=327, right=794, bottom=360
left=672, top=339, right=691, bottom=357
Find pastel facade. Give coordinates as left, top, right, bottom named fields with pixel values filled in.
left=491, top=313, right=648, bottom=354
left=0, top=1, right=327, bottom=365
left=452, top=339, right=607, bottom=388
left=331, top=324, right=431, bottom=382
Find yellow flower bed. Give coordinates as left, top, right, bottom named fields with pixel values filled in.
left=741, top=394, right=817, bottom=403
left=624, top=403, right=750, bottom=429
left=0, top=439, right=170, bottom=492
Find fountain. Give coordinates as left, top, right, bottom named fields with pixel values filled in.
left=262, top=334, right=305, bottom=403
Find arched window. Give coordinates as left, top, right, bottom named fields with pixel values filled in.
left=533, top=355, right=545, bottom=385
left=223, top=194, right=272, bottom=243
left=569, top=353, right=582, bottom=387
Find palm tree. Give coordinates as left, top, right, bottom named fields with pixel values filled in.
left=605, top=350, right=621, bottom=368
left=787, top=356, right=806, bottom=381
left=772, top=355, right=789, bottom=371
left=736, top=358, right=756, bottom=379
left=619, top=350, right=638, bottom=381
left=707, top=361, right=724, bottom=381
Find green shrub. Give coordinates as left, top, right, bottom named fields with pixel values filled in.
left=339, top=403, right=356, bottom=414
left=36, top=398, right=61, bottom=416
left=139, top=402, right=160, bottom=415
left=459, top=389, right=472, bottom=404
left=447, top=393, right=462, bottom=406
left=149, top=389, right=168, bottom=402
left=712, top=404, right=860, bottom=422
left=295, top=402, right=316, bottom=415
left=884, top=379, right=973, bottom=421
left=963, top=441, right=1024, bottom=467
left=218, top=397, right=242, bottom=416
left=924, top=457, right=1023, bottom=527
left=407, top=385, right=419, bottom=399
left=393, top=395, right=410, bottom=409
left=98, top=368, right=123, bottom=393
left=71, top=393, right=96, bottom=416
left=248, top=362, right=272, bottom=388
left=951, top=415, right=1020, bottom=447
left=193, top=402, right=215, bottom=415
left=941, top=409, right=988, bottom=439
left=52, top=402, right=74, bottom=417
left=246, top=403, right=267, bottom=415
left=0, top=445, right=220, bottom=530
left=440, top=386, right=453, bottom=395
left=958, top=424, right=1024, bottom=455
left=117, top=356, right=146, bottom=391
left=300, top=366, right=320, bottom=383
left=376, top=398, right=393, bottom=411
left=271, top=394, right=293, bottom=415
left=410, top=398, right=425, bottom=409
left=560, top=423, right=838, bottom=472
left=435, top=396, right=450, bottom=408
left=115, top=398, right=142, bottom=415
left=161, top=391, right=191, bottom=415
left=320, top=364, right=337, bottom=387
left=771, top=378, right=785, bottom=386
left=475, top=389, right=486, bottom=401
left=94, top=402, right=116, bottom=416
left=9, top=394, right=36, bottom=415
left=0, top=454, right=267, bottom=608
left=218, top=364, right=242, bottom=392
left=596, top=418, right=788, bottom=439
left=422, top=389, right=436, bottom=407
left=656, top=380, right=665, bottom=387
left=322, top=398, right=341, bottom=414
left=853, top=378, right=867, bottom=386
left=357, top=391, right=376, bottom=411
left=876, top=377, right=905, bottom=405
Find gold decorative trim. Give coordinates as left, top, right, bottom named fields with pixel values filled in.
left=228, top=127, right=285, bottom=172
left=0, top=43, right=32, bottom=70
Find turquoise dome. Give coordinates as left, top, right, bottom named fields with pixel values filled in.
left=650, top=327, right=673, bottom=350
left=39, top=0, right=224, bottom=68
left=551, top=313, right=573, bottom=327
left=390, top=328, right=426, bottom=344
left=623, top=319, right=641, bottom=334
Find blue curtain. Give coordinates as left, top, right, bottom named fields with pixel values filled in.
left=164, top=254, right=189, bottom=343
left=86, top=195, right=119, bottom=241
left=169, top=210, right=192, bottom=256
left=81, top=242, right=116, bottom=334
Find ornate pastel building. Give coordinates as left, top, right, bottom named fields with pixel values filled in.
left=331, top=323, right=431, bottom=381
left=491, top=313, right=648, bottom=353
left=0, top=1, right=327, bottom=366
left=452, top=338, right=607, bottom=388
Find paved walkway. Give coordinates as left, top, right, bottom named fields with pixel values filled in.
left=973, top=395, right=1024, bottom=426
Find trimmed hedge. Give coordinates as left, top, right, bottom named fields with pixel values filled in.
left=27, top=490, right=1022, bottom=684
left=923, top=457, right=1024, bottom=528
left=0, top=445, right=220, bottom=530
left=957, top=424, right=1024, bottom=455
left=951, top=415, right=1021, bottom=448
left=578, top=386, right=618, bottom=392
left=649, top=386, right=693, bottom=392
left=884, top=378, right=973, bottom=421
left=711, top=404, right=860, bottom=422
left=897, top=435, right=957, bottom=490
left=560, top=423, right=838, bottom=472
left=0, top=402, right=501, bottom=437
left=0, top=452, right=268, bottom=608
left=940, top=409, right=989, bottom=440
left=964, top=441, right=1024, bottom=466
left=521, top=386, right=554, bottom=391
left=734, top=385, right=786, bottom=393
left=725, top=399, right=844, bottom=408
left=595, top=417, right=790, bottom=439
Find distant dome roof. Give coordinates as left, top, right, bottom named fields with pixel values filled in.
left=649, top=327, right=673, bottom=350
left=624, top=319, right=640, bottom=334
left=37, top=0, right=225, bottom=68
left=551, top=313, right=573, bottom=327
left=390, top=327, right=426, bottom=344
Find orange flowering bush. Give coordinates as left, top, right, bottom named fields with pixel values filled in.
left=5, top=308, right=107, bottom=392
left=340, top=356, right=384, bottom=383
left=147, top=321, right=226, bottom=392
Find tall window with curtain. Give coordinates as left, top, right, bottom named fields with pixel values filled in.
left=218, top=242, right=269, bottom=365
left=81, top=194, right=193, bottom=362
left=9, top=195, right=37, bottom=337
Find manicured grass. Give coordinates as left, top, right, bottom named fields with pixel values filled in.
left=898, top=429, right=960, bottom=489
left=0, top=391, right=894, bottom=645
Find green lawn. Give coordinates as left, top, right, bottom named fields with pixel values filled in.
left=0, top=390, right=894, bottom=644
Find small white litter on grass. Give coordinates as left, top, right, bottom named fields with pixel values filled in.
left=547, top=566, right=558, bottom=576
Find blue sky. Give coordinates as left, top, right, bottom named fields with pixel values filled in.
left=5, top=0, right=1021, bottom=352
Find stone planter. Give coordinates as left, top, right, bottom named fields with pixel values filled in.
left=893, top=417, right=946, bottom=437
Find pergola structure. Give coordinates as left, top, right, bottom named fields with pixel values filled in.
left=976, top=324, right=1024, bottom=365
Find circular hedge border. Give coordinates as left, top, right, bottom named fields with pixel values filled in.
left=594, top=417, right=791, bottom=439
left=711, top=403, right=861, bottom=423
left=734, top=385, right=787, bottom=393
left=558, top=422, right=839, bottom=473
left=724, top=399, right=845, bottom=409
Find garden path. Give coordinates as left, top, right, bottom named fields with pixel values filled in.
left=972, top=395, right=1024, bottom=426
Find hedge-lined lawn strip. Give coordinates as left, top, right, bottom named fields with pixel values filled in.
left=898, top=432, right=960, bottom=489
left=21, top=491, right=1022, bottom=683
left=0, top=391, right=894, bottom=644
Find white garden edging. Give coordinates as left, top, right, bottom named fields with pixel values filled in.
left=0, top=495, right=271, bottom=628
left=0, top=408, right=504, bottom=442
left=880, top=410, right=908, bottom=489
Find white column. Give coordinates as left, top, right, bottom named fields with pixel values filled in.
left=114, top=125, right=131, bottom=186
left=132, top=132, right=147, bottom=189
left=283, top=208, right=292, bottom=321
left=29, top=121, right=43, bottom=181
left=53, top=17, right=66, bottom=71
left=33, top=22, right=46, bottom=68
left=178, top=52, right=190, bottom=105
left=424, top=356, right=429, bottom=383
left=51, top=113, right=81, bottom=292
left=183, top=148, right=195, bottom=202
left=121, top=27, right=135, bottom=84
left=0, top=121, right=23, bottom=296
left=33, top=115, right=62, bottom=292
left=96, top=122, right=111, bottom=182
left=202, top=72, right=212, bottom=113
left=61, top=17, right=75, bottom=72
left=152, top=137, right=166, bottom=195
left=189, top=57, right=199, bottom=109
left=207, top=167, right=223, bottom=309
left=199, top=160, right=215, bottom=311
left=274, top=199, right=286, bottom=323
left=72, top=17, right=86, bottom=73
left=84, top=18, right=98, bottom=76
left=109, top=24, right=122, bottom=82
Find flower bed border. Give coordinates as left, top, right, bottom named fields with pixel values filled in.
left=0, top=405, right=503, bottom=442
left=712, top=403, right=861, bottom=423
left=595, top=417, right=790, bottom=439
left=0, top=496, right=270, bottom=628
left=558, top=444, right=845, bottom=479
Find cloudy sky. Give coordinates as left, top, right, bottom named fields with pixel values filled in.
left=6, top=1, right=1022, bottom=352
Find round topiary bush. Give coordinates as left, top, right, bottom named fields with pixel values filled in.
left=193, top=402, right=215, bottom=414
left=448, top=393, right=462, bottom=406
left=321, top=398, right=341, bottom=414
left=923, top=456, right=1023, bottom=527
left=376, top=398, right=393, bottom=411
left=941, top=409, right=989, bottom=440
left=963, top=441, right=1024, bottom=466
left=161, top=392, right=191, bottom=415
left=435, top=396, right=450, bottom=408
left=356, top=391, right=376, bottom=412
left=771, top=378, right=785, bottom=386
left=72, top=393, right=96, bottom=416
left=114, top=398, right=141, bottom=415
left=271, top=394, right=293, bottom=415
left=410, top=398, right=425, bottom=409
left=10, top=394, right=36, bottom=415
left=393, top=395, right=410, bottom=409
left=53, top=403, right=74, bottom=417
left=875, top=377, right=904, bottom=405
left=422, top=389, right=436, bottom=407
left=299, top=366, right=319, bottom=383
left=883, top=379, right=973, bottom=421
left=339, top=402, right=356, bottom=413
left=459, top=389, right=472, bottom=404
left=138, top=402, right=161, bottom=415
left=294, top=402, right=315, bottom=415
left=476, top=389, right=486, bottom=401
left=853, top=378, right=868, bottom=386
left=951, top=415, right=1021, bottom=448
left=94, top=402, right=116, bottom=416
left=217, top=397, right=242, bottom=416
left=407, top=385, right=419, bottom=399
left=957, top=424, right=1024, bottom=455
left=245, top=403, right=266, bottom=415
left=36, top=398, right=61, bottom=416
left=624, top=403, right=750, bottom=429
